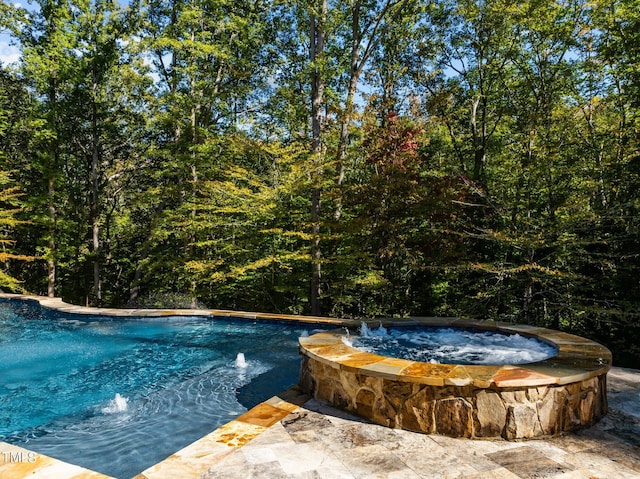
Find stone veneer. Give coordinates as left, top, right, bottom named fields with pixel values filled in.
left=298, top=320, right=612, bottom=440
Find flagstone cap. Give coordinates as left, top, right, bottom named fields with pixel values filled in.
left=299, top=318, right=612, bottom=388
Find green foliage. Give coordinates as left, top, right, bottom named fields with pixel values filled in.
left=0, top=170, right=34, bottom=293
left=0, top=76, right=33, bottom=289
left=145, top=134, right=314, bottom=313
left=134, top=291, right=209, bottom=310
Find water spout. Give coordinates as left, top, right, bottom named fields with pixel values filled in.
left=360, top=321, right=371, bottom=337
left=102, top=393, right=129, bottom=414
left=377, top=321, right=388, bottom=336
left=360, top=321, right=387, bottom=338
left=340, top=327, right=352, bottom=346
left=235, top=352, right=248, bottom=368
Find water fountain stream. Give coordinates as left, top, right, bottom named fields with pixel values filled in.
left=235, top=352, right=248, bottom=368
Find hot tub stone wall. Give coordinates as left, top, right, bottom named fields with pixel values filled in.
left=299, top=319, right=613, bottom=441
left=300, top=355, right=608, bottom=439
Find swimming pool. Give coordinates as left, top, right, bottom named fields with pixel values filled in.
left=0, top=299, right=319, bottom=478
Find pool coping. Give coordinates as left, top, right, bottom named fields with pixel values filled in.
left=0, top=293, right=356, bottom=325
left=0, top=386, right=311, bottom=479
left=299, top=320, right=612, bottom=388
left=0, top=293, right=613, bottom=477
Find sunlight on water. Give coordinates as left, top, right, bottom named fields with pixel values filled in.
left=0, top=299, right=317, bottom=479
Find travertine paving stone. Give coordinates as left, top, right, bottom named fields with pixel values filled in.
left=200, top=367, right=639, bottom=479
left=486, top=446, right=573, bottom=478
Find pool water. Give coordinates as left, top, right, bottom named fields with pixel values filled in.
left=0, top=300, right=319, bottom=478
left=353, top=323, right=558, bottom=365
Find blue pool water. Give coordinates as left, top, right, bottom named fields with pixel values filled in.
left=0, top=299, right=320, bottom=478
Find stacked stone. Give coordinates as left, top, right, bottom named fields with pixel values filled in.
left=299, top=324, right=611, bottom=440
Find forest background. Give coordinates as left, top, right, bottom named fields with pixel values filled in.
left=0, top=0, right=638, bottom=368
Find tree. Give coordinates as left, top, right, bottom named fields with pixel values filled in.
left=332, top=0, right=416, bottom=220
left=128, top=0, right=281, bottom=307
left=175, top=135, right=313, bottom=312
left=414, top=0, right=519, bottom=183
left=0, top=70, right=34, bottom=290
left=308, top=0, right=327, bottom=316
left=19, top=0, right=78, bottom=297
left=65, top=0, right=141, bottom=305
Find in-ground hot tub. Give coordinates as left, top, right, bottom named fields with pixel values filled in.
left=298, top=319, right=612, bottom=439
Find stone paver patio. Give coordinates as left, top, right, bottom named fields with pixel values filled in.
left=192, top=366, right=640, bottom=479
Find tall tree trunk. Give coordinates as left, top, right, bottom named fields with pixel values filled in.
left=47, top=78, right=57, bottom=298
left=470, top=95, right=487, bottom=181
left=47, top=176, right=56, bottom=297
left=189, top=172, right=197, bottom=308
left=189, top=28, right=199, bottom=309
left=523, top=280, right=533, bottom=323
left=334, top=4, right=361, bottom=221
left=189, top=148, right=198, bottom=309
left=309, top=0, right=327, bottom=316
left=91, top=75, right=102, bottom=306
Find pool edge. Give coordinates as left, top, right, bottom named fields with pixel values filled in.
left=0, top=293, right=356, bottom=326
left=132, top=386, right=310, bottom=479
